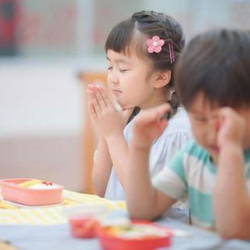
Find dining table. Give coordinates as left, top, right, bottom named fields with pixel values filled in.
left=1, top=189, right=250, bottom=250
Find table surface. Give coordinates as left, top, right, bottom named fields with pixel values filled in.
left=0, top=190, right=125, bottom=225
left=1, top=190, right=250, bottom=250
left=1, top=217, right=250, bottom=250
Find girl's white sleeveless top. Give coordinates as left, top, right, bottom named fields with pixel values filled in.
left=104, top=107, right=192, bottom=201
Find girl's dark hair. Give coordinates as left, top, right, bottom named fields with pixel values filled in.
left=105, top=10, right=185, bottom=116
left=176, top=29, right=250, bottom=110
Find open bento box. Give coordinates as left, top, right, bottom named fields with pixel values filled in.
left=97, top=220, right=172, bottom=250
left=0, top=178, right=64, bottom=206
left=65, top=207, right=173, bottom=250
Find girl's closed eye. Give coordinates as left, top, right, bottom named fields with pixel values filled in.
left=119, top=68, right=130, bottom=72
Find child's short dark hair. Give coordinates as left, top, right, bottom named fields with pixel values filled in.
left=176, top=29, right=250, bottom=109
left=105, top=10, right=185, bottom=113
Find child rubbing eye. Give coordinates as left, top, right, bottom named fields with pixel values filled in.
left=125, top=28, right=250, bottom=239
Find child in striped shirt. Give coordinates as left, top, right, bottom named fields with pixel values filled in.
left=125, top=28, right=250, bottom=239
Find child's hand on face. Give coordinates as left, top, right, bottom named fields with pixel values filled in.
left=215, top=107, right=245, bottom=148
left=131, top=104, right=170, bottom=149
left=87, top=84, right=133, bottom=139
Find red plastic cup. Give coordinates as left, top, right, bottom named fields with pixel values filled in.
left=69, top=216, right=100, bottom=238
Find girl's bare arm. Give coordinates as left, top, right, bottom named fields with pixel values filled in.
left=92, top=137, right=112, bottom=197
left=126, top=104, right=176, bottom=220
left=88, top=85, right=133, bottom=188
left=126, top=141, right=176, bottom=220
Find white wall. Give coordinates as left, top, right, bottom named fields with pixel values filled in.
left=0, top=57, right=106, bottom=191
left=0, top=57, right=105, bottom=137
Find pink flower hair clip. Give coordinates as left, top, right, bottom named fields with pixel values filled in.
left=146, top=35, right=165, bottom=53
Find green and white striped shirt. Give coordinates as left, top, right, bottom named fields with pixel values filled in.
left=153, top=140, right=250, bottom=230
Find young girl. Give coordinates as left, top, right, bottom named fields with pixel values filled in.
left=125, top=28, right=250, bottom=239
left=87, top=11, right=191, bottom=204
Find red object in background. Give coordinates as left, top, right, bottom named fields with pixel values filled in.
left=0, top=0, right=18, bottom=55
left=97, top=220, right=172, bottom=250
left=69, top=217, right=100, bottom=239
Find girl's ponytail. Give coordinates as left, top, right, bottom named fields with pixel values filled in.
left=168, top=89, right=179, bottom=117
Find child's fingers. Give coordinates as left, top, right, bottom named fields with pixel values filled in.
left=88, top=102, right=98, bottom=120
left=122, top=108, right=134, bottom=121
left=87, top=84, right=105, bottom=99
left=98, top=88, right=113, bottom=107
left=136, top=104, right=170, bottom=125
left=87, top=84, right=99, bottom=97
left=158, top=117, right=168, bottom=131
left=87, top=85, right=109, bottom=117
left=143, top=103, right=171, bottom=122
left=89, top=92, right=102, bottom=116
left=213, top=108, right=235, bottom=129
left=93, top=86, right=114, bottom=110
left=87, top=83, right=103, bottom=91
left=209, top=112, right=221, bottom=131
left=86, top=88, right=95, bottom=102
left=95, top=88, right=108, bottom=108
left=87, top=84, right=94, bottom=91
left=156, top=104, right=172, bottom=121
left=88, top=84, right=109, bottom=109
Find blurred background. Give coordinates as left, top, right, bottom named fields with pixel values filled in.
left=0, top=0, right=249, bottom=192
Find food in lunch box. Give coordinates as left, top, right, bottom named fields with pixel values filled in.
left=102, top=223, right=169, bottom=239
left=97, top=221, right=172, bottom=250
left=100, top=217, right=131, bottom=228
left=18, top=179, right=60, bottom=189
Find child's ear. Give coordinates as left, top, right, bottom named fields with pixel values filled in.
left=154, top=70, right=171, bottom=89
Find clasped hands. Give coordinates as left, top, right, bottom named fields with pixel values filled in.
left=86, top=84, right=133, bottom=139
